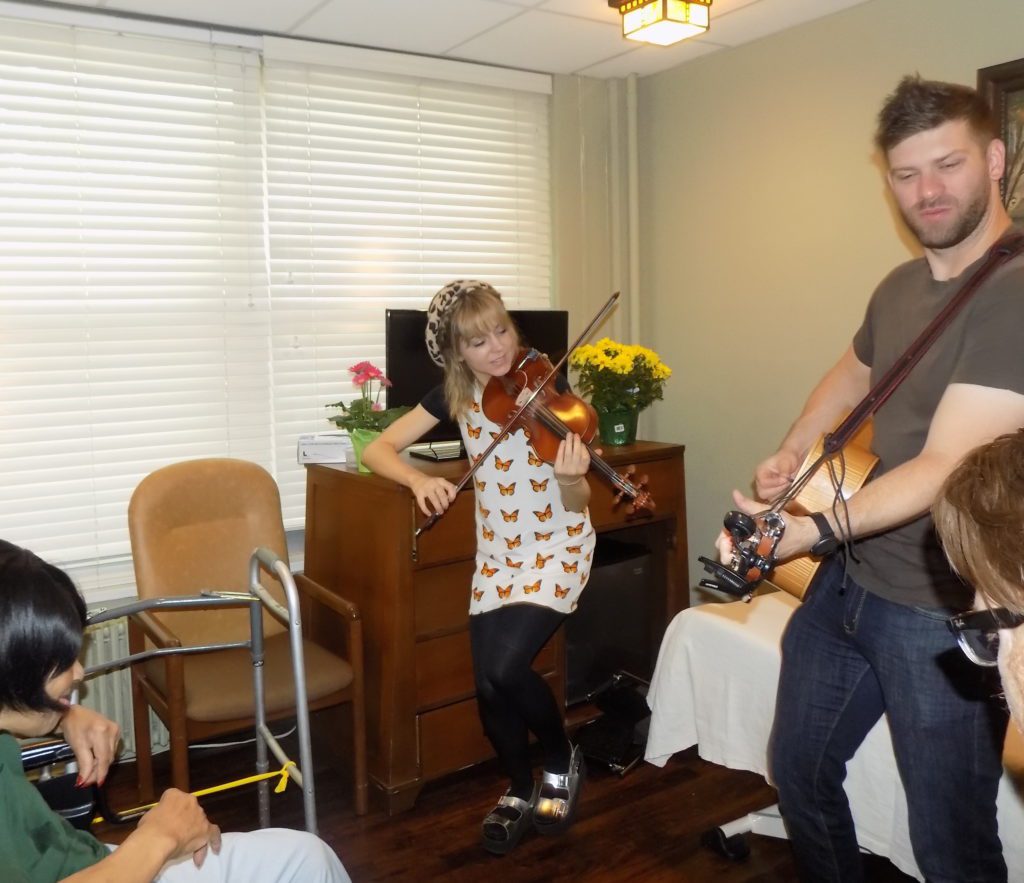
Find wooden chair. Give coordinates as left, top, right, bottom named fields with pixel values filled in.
left=126, top=458, right=367, bottom=815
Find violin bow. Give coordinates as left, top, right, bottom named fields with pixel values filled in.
left=415, top=291, right=621, bottom=537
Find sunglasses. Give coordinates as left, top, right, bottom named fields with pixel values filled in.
left=947, top=607, right=1024, bottom=666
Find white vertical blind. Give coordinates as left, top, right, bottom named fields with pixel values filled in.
left=0, top=20, right=268, bottom=599
left=0, top=15, right=552, bottom=599
left=262, top=61, right=552, bottom=521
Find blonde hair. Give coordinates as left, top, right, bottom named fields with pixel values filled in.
left=933, top=429, right=1024, bottom=613
left=438, top=287, right=520, bottom=419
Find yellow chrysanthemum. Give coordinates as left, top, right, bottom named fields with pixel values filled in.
left=569, top=337, right=671, bottom=413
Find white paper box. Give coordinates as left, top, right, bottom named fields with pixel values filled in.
left=297, top=432, right=352, bottom=465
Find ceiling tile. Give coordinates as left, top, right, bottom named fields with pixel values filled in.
left=291, top=0, right=523, bottom=55
left=453, top=8, right=622, bottom=75
left=705, top=0, right=872, bottom=47
left=4, top=0, right=878, bottom=80
left=103, top=0, right=320, bottom=33
left=537, top=0, right=621, bottom=25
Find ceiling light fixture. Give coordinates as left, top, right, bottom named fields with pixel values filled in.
left=608, top=0, right=712, bottom=46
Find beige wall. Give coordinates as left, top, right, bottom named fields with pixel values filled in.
left=636, top=0, right=1024, bottom=594
left=551, top=75, right=631, bottom=344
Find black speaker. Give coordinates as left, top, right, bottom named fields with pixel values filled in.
left=565, top=538, right=653, bottom=706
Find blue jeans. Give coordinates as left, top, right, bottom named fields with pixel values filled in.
left=770, top=562, right=1007, bottom=882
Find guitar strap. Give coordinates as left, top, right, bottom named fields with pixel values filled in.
left=701, top=229, right=1024, bottom=599
left=774, top=229, right=1024, bottom=512
left=824, top=230, right=1024, bottom=454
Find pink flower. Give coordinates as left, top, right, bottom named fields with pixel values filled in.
left=347, top=360, right=393, bottom=406
left=349, top=361, right=383, bottom=380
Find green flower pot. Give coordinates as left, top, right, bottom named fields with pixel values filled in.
left=596, top=407, right=638, bottom=446
left=349, top=427, right=381, bottom=473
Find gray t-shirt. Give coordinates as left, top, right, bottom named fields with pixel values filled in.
left=849, top=242, right=1024, bottom=610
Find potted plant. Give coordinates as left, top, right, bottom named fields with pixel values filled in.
left=569, top=338, right=671, bottom=445
left=327, top=362, right=409, bottom=472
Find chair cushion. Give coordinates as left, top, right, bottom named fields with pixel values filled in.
left=143, top=633, right=352, bottom=722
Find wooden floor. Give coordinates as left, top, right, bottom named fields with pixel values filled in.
left=97, top=719, right=916, bottom=882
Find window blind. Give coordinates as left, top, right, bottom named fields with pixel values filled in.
left=262, top=60, right=552, bottom=522
left=0, top=14, right=552, bottom=601
left=0, top=19, right=267, bottom=600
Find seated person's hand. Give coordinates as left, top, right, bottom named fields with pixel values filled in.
left=58, top=705, right=120, bottom=787
left=137, top=789, right=222, bottom=868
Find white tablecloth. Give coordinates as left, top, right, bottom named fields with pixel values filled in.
left=644, top=591, right=1024, bottom=882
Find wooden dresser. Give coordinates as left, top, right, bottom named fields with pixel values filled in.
left=303, top=439, right=687, bottom=814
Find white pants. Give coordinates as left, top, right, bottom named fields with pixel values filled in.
left=116, top=829, right=351, bottom=883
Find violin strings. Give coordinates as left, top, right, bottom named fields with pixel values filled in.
left=525, top=398, right=633, bottom=496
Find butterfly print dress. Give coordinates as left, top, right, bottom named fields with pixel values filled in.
left=421, top=383, right=596, bottom=615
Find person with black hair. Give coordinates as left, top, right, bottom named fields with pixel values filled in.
left=0, top=539, right=350, bottom=883
left=718, top=75, right=1024, bottom=881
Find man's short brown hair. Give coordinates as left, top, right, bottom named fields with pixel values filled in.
left=934, top=429, right=1024, bottom=613
left=875, top=75, right=999, bottom=153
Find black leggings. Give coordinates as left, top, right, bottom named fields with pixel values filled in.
left=469, top=604, right=571, bottom=797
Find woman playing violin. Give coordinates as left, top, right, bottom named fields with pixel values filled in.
left=362, top=280, right=594, bottom=855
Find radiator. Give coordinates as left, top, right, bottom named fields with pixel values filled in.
left=81, top=618, right=170, bottom=759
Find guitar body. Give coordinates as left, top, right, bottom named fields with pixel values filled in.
left=769, top=432, right=878, bottom=600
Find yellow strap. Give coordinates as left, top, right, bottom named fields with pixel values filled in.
left=92, top=761, right=297, bottom=825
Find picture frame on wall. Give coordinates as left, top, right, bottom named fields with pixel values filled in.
left=978, top=57, right=1024, bottom=221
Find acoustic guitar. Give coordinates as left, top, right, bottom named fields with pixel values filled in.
left=768, top=429, right=878, bottom=600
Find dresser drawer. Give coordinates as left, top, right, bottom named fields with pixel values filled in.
left=413, top=489, right=477, bottom=567
left=414, top=560, right=475, bottom=637
left=588, top=456, right=682, bottom=529
left=419, top=697, right=493, bottom=779
left=415, top=629, right=557, bottom=710
left=418, top=669, right=561, bottom=780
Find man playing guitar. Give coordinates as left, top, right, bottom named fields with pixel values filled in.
left=718, top=76, right=1024, bottom=882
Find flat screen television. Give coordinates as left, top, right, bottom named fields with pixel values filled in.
left=385, top=308, right=569, bottom=459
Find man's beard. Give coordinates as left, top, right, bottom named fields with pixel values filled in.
left=902, top=185, right=990, bottom=250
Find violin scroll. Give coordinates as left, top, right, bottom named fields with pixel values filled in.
left=611, top=464, right=655, bottom=513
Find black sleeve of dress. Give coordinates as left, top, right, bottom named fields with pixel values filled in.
left=420, top=384, right=449, bottom=421
left=555, top=371, right=572, bottom=395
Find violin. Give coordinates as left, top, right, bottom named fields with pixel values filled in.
left=415, top=291, right=652, bottom=536
left=481, top=347, right=654, bottom=512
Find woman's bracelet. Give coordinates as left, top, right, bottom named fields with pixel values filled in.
left=556, top=475, right=585, bottom=488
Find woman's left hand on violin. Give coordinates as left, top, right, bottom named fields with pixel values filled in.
left=554, top=433, right=593, bottom=512
left=553, top=433, right=592, bottom=485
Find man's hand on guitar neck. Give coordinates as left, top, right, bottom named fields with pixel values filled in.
left=754, top=449, right=801, bottom=502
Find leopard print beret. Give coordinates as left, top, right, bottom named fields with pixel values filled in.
left=424, top=280, right=502, bottom=367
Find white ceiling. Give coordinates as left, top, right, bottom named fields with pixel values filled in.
left=28, top=0, right=872, bottom=78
